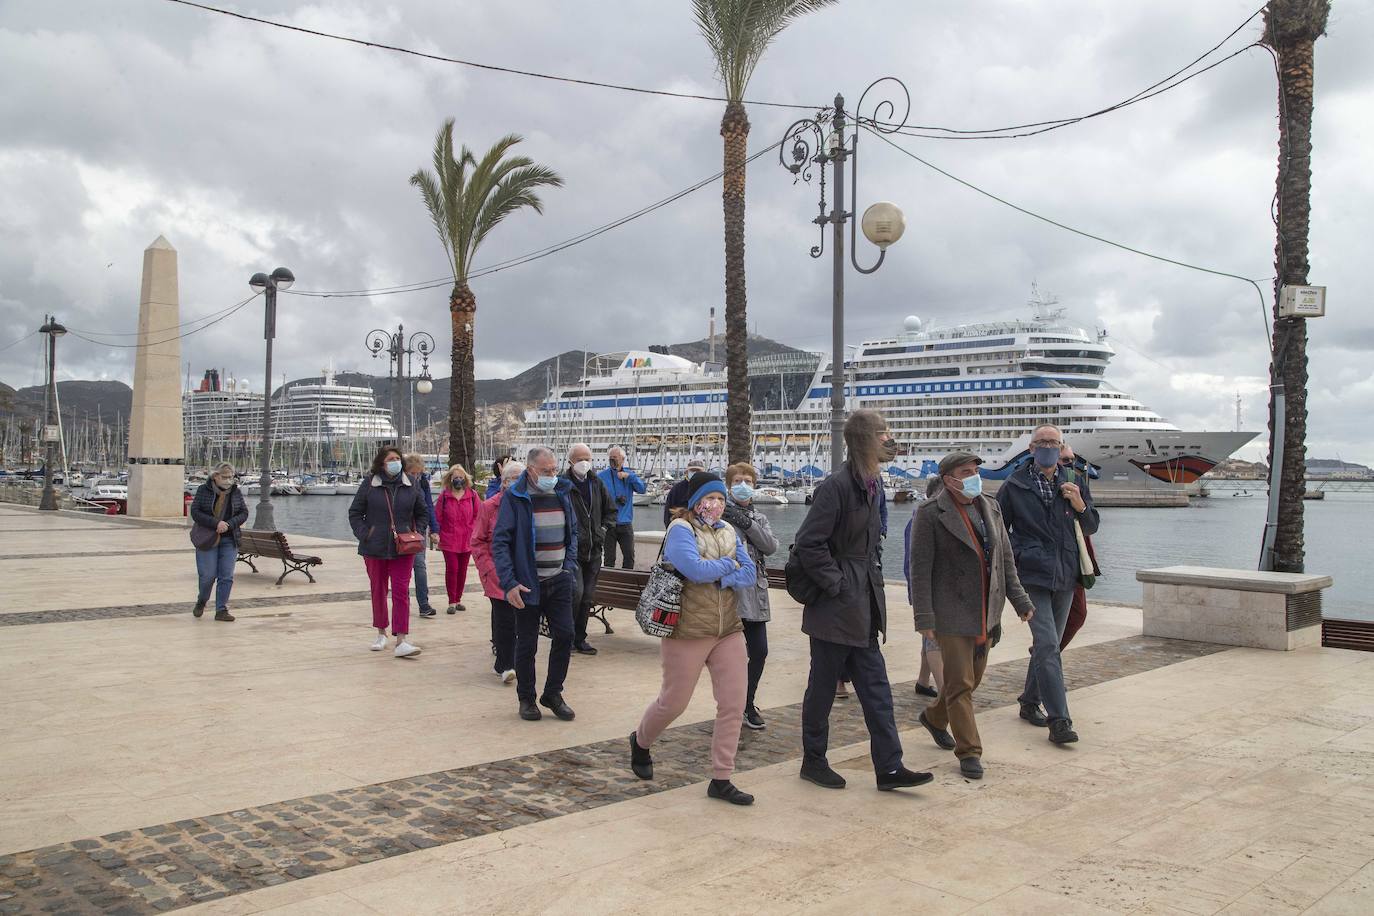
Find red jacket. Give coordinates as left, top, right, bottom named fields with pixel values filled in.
left=469, top=490, right=506, bottom=600
left=435, top=485, right=482, bottom=553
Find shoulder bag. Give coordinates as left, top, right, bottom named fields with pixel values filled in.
left=384, top=487, right=425, bottom=556
left=189, top=489, right=227, bottom=551
left=635, top=529, right=684, bottom=638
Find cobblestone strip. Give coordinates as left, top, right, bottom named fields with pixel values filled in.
left=0, top=592, right=373, bottom=627
left=0, top=636, right=1224, bottom=914
left=0, top=545, right=359, bottom=562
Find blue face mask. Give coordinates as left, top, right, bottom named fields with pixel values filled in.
left=384, top=460, right=403, bottom=477
left=535, top=475, right=558, bottom=493
left=959, top=474, right=983, bottom=499
left=1033, top=446, right=1060, bottom=469
left=730, top=483, right=755, bottom=502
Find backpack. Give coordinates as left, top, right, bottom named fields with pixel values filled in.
left=783, top=542, right=823, bottom=606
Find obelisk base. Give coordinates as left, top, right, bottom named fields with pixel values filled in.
left=128, top=465, right=186, bottom=518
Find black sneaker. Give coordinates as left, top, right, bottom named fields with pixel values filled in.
left=629, top=732, right=653, bottom=780
left=799, top=762, right=846, bottom=789
left=213, top=610, right=235, bottom=622
left=1049, top=718, right=1080, bottom=745
left=914, top=683, right=939, bottom=699
left=707, top=779, right=754, bottom=806
left=539, top=694, right=576, bottom=721
left=519, top=699, right=542, bottom=721
left=1019, top=703, right=1049, bottom=727
left=877, top=766, right=935, bottom=791
left=743, top=707, right=766, bottom=731
left=918, top=710, right=957, bottom=751
left=418, top=607, right=437, bottom=619
left=192, top=601, right=206, bottom=619
left=574, top=642, right=598, bottom=656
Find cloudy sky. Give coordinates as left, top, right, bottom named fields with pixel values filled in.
left=2, top=0, right=1371, bottom=463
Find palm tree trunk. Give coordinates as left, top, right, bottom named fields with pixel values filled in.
left=449, top=282, right=478, bottom=470
left=721, top=100, right=751, bottom=466
left=1263, top=0, right=1328, bottom=573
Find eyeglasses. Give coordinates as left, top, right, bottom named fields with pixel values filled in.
left=1031, top=439, right=1064, bottom=448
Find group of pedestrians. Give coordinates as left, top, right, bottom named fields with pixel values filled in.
left=186, top=416, right=1098, bottom=807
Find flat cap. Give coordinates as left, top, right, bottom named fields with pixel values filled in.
left=937, top=451, right=983, bottom=477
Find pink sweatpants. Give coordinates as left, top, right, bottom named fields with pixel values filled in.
left=636, top=630, right=747, bottom=779
left=442, top=551, right=471, bottom=604
left=364, top=555, right=415, bottom=634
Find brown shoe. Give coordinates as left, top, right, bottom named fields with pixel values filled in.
left=213, top=610, right=235, bottom=622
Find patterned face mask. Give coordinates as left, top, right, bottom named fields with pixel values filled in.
left=695, top=497, right=725, bottom=525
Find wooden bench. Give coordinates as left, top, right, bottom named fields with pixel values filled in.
left=541, top=565, right=788, bottom=638
left=236, top=529, right=323, bottom=585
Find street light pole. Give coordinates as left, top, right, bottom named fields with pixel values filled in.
left=780, top=78, right=910, bottom=474
left=38, top=315, right=68, bottom=510
left=365, top=324, right=435, bottom=452
left=249, top=267, right=295, bottom=530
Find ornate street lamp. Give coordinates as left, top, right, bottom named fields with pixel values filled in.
left=38, top=316, right=68, bottom=510
left=364, top=324, right=435, bottom=450
left=779, top=77, right=909, bottom=472
left=249, top=266, right=294, bottom=530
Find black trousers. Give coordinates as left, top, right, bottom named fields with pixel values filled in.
left=571, top=557, right=601, bottom=644
left=603, top=523, right=635, bottom=569
left=742, top=619, right=768, bottom=710
left=802, top=635, right=904, bottom=774
left=490, top=597, right=515, bottom=673
left=513, top=571, right=574, bottom=703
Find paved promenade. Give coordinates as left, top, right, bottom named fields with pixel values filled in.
left=1, top=503, right=1372, bottom=914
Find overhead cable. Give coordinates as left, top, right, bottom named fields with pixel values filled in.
left=862, top=125, right=1272, bottom=347
left=68, top=295, right=259, bottom=349
left=288, top=140, right=784, bottom=299
left=160, top=0, right=821, bottom=111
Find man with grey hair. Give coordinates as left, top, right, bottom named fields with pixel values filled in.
left=598, top=446, right=645, bottom=568
left=563, top=443, right=612, bottom=654
left=492, top=446, right=580, bottom=721
left=997, top=424, right=1099, bottom=745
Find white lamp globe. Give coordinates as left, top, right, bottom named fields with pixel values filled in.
left=861, top=201, right=905, bottom=250
left=416, top=377, right=434, bottom=395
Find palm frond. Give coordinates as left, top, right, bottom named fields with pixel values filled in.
left=693, top=0, right=839, bottom=99
left=472, top=164, right=565, bottom=252
left=408, top=169, right=457, bottom=277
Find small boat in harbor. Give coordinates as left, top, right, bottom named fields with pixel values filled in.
left=752, top=486, right=790, bottom=506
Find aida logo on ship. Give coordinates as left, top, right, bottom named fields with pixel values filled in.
left=623, top=357, right=653, bottom=368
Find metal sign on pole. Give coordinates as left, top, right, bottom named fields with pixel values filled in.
left=1278, top=285, right=1326, bottom=318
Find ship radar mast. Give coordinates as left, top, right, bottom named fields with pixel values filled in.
left=1029, top=281, right=1064, bottom=322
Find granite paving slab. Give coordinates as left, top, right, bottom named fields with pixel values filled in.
left=0, top=635, right=1224, bottom=914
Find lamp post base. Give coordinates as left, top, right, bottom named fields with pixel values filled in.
left=253, top=499, right=275, bottom=531
left=39, top=488, right=58, bottom=511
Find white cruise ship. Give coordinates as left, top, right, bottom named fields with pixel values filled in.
left=519, top=301, right=1256, bottom=493
left=183, top=366, right=395, bottom=468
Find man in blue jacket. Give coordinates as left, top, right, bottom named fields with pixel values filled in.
left=404, top=454, right=441, bottom=618
left=492, top=446, right=580, bottom=723
left=598, top=446, right=646, bottom=569
left=996, top=425, right=1100, bottom=745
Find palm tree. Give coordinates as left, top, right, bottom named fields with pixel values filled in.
left=410, top=119, right=562, bottom=469
left=693, top=0, right=838, bottom=465
left=1261, top=0, right=1330, bottom=573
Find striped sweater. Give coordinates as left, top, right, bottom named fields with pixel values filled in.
left=530, top=491, right=568, bottom=579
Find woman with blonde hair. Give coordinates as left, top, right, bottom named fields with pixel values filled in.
left=629, top=472, right=758, bottom=805
left=435, top=463, right=483, bottom=613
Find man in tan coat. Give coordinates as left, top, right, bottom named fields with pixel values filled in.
left=909, top=451, right=1036, bottom=779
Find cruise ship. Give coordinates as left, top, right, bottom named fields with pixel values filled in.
left=183, top=366, right=396, bottom=468
left=519, top=301, right=1256, bottom=493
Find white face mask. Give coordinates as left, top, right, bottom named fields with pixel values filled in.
left=572, top=460, right=591, bottom=477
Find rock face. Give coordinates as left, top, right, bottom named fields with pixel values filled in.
left=127, top=235, right=185, bottom=518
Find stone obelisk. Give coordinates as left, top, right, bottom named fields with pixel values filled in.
left=127, top=235, right=186, bottom=517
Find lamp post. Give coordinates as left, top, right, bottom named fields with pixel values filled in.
left=364, top=324, right=435, bottom=451
left=249, top=267, right=295, bottom=530
left=38, top=315, right=68, bottom=510
left=779, top=78, right=909, bottom=472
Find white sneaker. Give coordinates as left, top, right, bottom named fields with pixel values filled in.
left=394, top=640, right=421, bottom=659
left=502, top=669, right=516, bottom=684
left=370, top=634, right=388, bottom=652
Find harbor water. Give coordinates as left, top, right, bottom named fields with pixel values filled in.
left=270, top=490, right=1373, bottom=622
